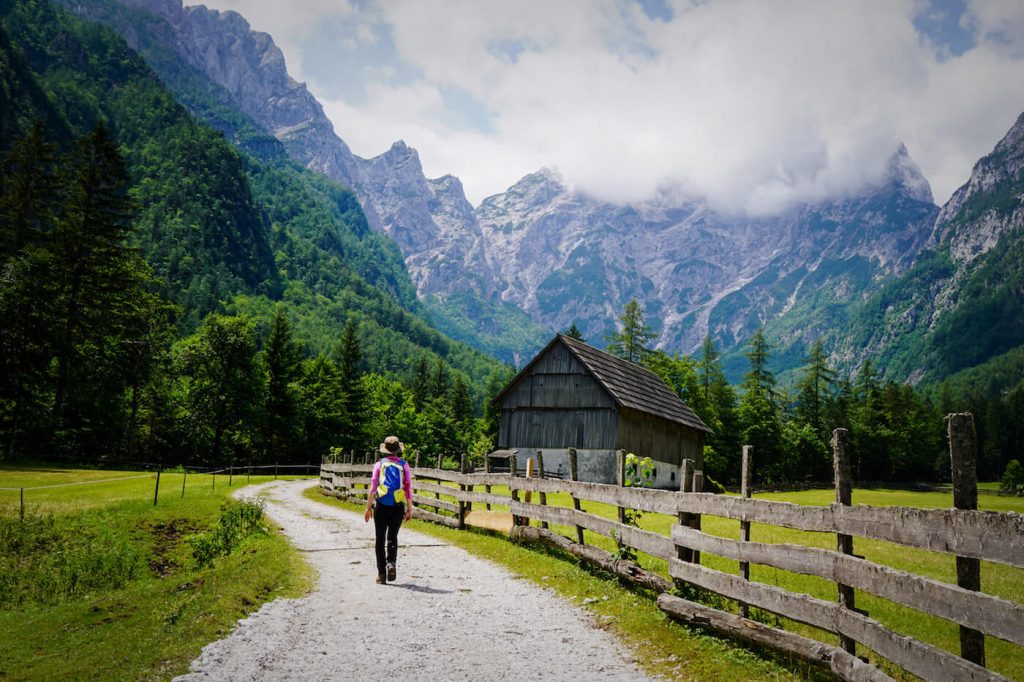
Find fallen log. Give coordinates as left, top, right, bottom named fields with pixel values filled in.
left=657, top=594, right=892, bottom=682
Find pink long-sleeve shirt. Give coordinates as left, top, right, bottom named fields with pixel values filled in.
left=370, top=456, right=413, bottom=504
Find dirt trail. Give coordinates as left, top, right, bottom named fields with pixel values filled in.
left=174, top=479, right=653, bottom=681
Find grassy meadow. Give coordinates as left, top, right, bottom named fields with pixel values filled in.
left=0, top=465, right=314, bottom=681
left=315, top=479, right=1024, bottom=681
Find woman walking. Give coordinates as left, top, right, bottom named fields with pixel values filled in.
left=363, top=436, right=414, bottom=584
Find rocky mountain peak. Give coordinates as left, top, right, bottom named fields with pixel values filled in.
left=886, top=143, right=934, bottom=204
left=929, top=111, right=1024, bottom=262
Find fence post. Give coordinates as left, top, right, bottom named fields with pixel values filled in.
left=948, top=412, right=985, bottom=667
left=415, top=451, right=421, bottom=469
left=181, top=467, right=187, bottom=499
left=153, top=463, right=162, bottom=506
left=677, top=458, right=695, bottom=563
left=212, top=471, right=215, bottom=491
left=536, top=450, right=548, bottom=530
left=739, top=445, right=753, bottom=618
left=484, top=452, right=491, bottom=510
left=229, top=463, right=233, bottom=487
left=832, top=428, right=856, bottom=656
left=275, top=462, right=279, bottom=480
left=692, top=468, right=703, bottom=565
left=458, top=452, right=469, bottom=529
left=247, top=461, right=252, bottom=483
left=510, top=453, right=520, bottom=526
left=567, top=448, right=584, bottom=545
left=20, top=487, right=24, bottom=521
left=615, top=449, right=627, bottom=555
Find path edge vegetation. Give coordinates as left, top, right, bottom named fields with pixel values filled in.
left=0, top=470, right=316, bottom=681
left=303, top=485, right=819, bottom=682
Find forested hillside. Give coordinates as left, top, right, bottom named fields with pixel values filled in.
left=0, top=0, right=509, bottom=465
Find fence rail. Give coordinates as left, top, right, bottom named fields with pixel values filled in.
left=320, top=416, right=1023, bottom=682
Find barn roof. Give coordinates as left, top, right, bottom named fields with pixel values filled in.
left=496, top=335, right=712, bottom=433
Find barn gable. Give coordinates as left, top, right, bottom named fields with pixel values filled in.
left=494, top=335, right=709, bottom=486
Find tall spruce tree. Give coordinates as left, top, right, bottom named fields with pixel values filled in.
left=263, top=305, right=302, bottom=462
left=795, top=340, right=835, bottom=442
left=607, top=298, right=655, bottom=364
left=48, top=124, right=147, bottom=447
left=564, top=322, right=585, bottom=341
left=0, top=121, right=59, bottom=456
left=335, top=317, right=365, bottom=452
left=738, top=329, right=783, bottom=482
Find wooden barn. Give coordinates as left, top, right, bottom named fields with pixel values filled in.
left=493, top=334, right=711, bottom=488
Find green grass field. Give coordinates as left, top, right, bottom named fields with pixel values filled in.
left=324, top=479, right=1024, bottom=681
left=0, top=465, right=315, bottom=681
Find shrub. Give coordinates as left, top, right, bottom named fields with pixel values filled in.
left=1001, top=459, right=1024, bottom=495
left=190, top=497, right=267, bottom=568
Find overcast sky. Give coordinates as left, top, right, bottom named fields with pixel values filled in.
left=200, top=0, right=1024, bottom=215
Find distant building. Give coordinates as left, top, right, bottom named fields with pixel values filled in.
left=492, top=335, right=711, bottom=488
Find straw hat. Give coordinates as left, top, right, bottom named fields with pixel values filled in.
left=379, top=435, right=405, bottom=454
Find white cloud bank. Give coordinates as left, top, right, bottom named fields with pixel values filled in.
left=202, top=0, right=1024, bottom=214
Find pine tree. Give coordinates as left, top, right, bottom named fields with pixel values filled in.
left=263, top=305, right=302, bottom=462
left=48, top=124, right=146, bottom=444
left=795, top=340, right=835, bottom=441
left=411, top=354, right=431, bottom=412
left=335, top=317, right=366, bottom=452
left=738, top=329, right=783, bottom=482
left=0, top=121, right=60, bottom=456
left=564, top=322, right=585, bottom=341
left=606, top=299, right=655, bottom=364
left=449, top=373, right=472, bottom=425
left=431, top=357, right=449, bottom=400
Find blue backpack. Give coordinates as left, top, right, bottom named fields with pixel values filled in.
left=376, top=459, right=407, bottom=506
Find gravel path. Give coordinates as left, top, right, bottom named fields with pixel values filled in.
left=174, top=479, right=654, bottom=681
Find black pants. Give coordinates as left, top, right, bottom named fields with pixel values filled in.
left=373, top=502, right=405, bottom=577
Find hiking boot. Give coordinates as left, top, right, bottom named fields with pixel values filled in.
left=376, top=573, right=386, bottom=584
left=386, top=562, right=396, bottom=581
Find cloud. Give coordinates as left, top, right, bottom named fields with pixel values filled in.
left=200, top=0, right=1024, bottom=214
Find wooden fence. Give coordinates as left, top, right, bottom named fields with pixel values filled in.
left=319, top=416, right=1024, bottom=682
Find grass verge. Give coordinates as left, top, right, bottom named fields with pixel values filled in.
left=0, top=466, right=315, bottom=681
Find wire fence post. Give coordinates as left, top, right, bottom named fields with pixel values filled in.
left=212, top=471, right=216, bottom=491
left=274, top=462, right=279, bottom=480
left=229, top=463, right=233, bottom=487
left=181, top=467, right=187, bottom=499
left=20, top=487, right=25, bottom=521
left=247, top=461, right=251, bottom=483
left=153, top=463, right=162, bottom=506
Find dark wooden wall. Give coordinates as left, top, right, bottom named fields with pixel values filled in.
left=616, top=408, right=704, bottom=468
left=498, top=342, right=617, bottom=449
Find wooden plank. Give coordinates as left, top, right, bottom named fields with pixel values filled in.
left=512, top=526, right=674, bottom=593
left=667, top=558, right=1008, bottom=682
left=457, top=488, right=512, bottom=507
left=657, top=594, right=894, bottom=682
left=536, top=450, right=548, bottom=530
left=412, top=507, right=459, bottom=528
left=510, top=477, right=679, bottom=515
left=673, top=495, right=1024, bottom=569
left=412, top=494, right=458, bottom=514
left=413, top=481, right=462, bottom=498
left=670, top=525, right=1024, bottom=646
left=509, top=501, right=676, bottom=561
